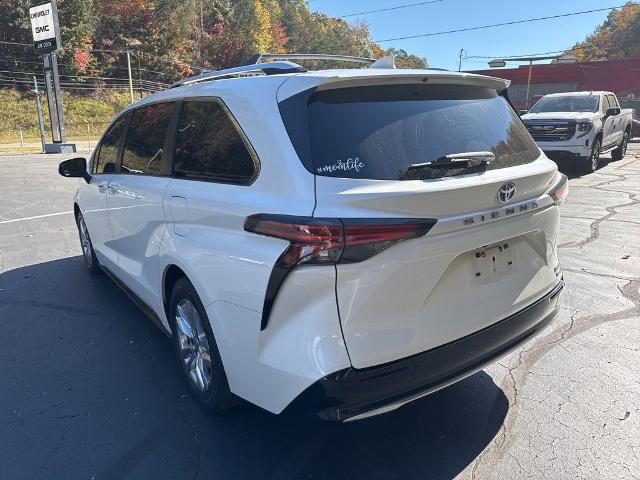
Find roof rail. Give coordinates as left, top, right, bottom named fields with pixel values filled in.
left=169, top=61, right=306, bottom=88
left=246, top=53, right=376, bottom=66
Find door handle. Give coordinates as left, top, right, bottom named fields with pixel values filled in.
left=98, top=181, right=108, bottom=193
left=107, top=183, right=120, bottom=195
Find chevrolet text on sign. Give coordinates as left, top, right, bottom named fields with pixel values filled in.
left=29, top=2, right=59, bottom=53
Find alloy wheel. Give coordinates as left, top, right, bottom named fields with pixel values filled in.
left=78, top=215, right=92, bottom=264
left=621, top=134, right=628, bottom=157
left=175, top=298, right=213, bottom=392
left=591, top=142, right=601, bottom=171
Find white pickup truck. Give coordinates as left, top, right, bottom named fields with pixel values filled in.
left=521, top=91, right=633, bottom=173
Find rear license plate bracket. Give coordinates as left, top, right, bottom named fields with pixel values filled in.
left=472, top=243, right=514, bottom=284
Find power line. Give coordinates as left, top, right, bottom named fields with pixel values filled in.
left=375, top=5, right=627, bottom=42
left=0, top=57, right=179, bottom=78
left=0, top=40, right=31, bottom=47
left=338, top=0, right=445, bottom=18
left=0, top=41, right=206, bottom=71
left=0, top=69, right=169, bottom=85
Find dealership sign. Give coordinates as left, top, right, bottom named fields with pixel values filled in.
left=29, top=2, right=61, bottom=53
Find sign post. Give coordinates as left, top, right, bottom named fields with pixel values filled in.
left=32, top=76, right=47, bottom=153
left=29, top=0, right=76, bottom=153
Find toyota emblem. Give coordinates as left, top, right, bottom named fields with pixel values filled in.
left=497, top=182, right=516, bottom=203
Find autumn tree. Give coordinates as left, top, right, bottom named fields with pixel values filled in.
left=568, top=2, right=640, bottom=61
left=0, top=0, right=426, bottom=90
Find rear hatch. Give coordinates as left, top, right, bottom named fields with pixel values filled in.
left=280, top=75, right=561, bottom=369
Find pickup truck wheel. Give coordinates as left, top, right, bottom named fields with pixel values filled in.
left=76, top=212, right=101, bottom=274
left=170, top=277, right=235, bottom=412
left=584, top=138, right=601, bottom=173
left=611, top=132, right=629, bottom=161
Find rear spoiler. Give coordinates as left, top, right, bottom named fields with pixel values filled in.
left=277, top=70, right=511, bottom=102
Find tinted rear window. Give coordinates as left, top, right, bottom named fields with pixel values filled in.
left=173, top=100, right=257, bottom=184
left=282, top=84, right=540, bottom=180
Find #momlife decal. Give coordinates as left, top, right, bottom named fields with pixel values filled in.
left=317, top=157, right=365, bottom=174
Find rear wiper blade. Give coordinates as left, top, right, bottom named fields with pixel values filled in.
left=408, top=151, right=495, bottom=170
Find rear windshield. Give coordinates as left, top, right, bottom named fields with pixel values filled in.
left=530, top=95, right=599, bottom=113
left=280, top=84, right=540, bottom=180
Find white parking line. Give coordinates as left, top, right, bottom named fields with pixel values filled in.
left=0, top=211, right=74, bottom=225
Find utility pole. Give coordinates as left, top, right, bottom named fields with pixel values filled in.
left=458, top=49, right=466, bottom=72
left=525, top=60, right=534, bottom=110
left=31, top=76, right=46, bottom=153
left=137, top=53, right=143, bottom=99
left=127, top=49, right=134, bottom=103
left=125, top=38, right=142, bottom=103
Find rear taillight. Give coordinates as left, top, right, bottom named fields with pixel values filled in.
left=244, top=216, right=343, bottom=267
left=548, top=173, right=569, bottom=205
left=244, top=214, right=436, bottom=329
left=244, top=215, right=435, bottom=267
left=340, top=221, right=433, bottom=263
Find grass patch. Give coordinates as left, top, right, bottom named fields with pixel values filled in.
left=0, top=89, right=130, bottom=144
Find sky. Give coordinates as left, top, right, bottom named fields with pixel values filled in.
left=310, top=0, right=623, bottom=71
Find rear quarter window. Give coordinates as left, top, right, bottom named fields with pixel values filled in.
left=173, top=99, right=258, bottom=185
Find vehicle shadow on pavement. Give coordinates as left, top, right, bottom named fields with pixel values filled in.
left=557, top=157, right=614, bottom=180
left=0, top=256, right=508, bottom=480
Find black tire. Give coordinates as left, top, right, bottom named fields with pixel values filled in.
left=583, top=137, right=601, bottom=174
left=170, top=277, right=235, bottom=412
left=611, top=132, right=629, bottom=161
left=76, top=211, right=101, bottom=274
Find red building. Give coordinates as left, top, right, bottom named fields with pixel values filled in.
left=470, top=59, right=640, bottom=111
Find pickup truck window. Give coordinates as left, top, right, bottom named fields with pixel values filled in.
left=606, top=95, right=619, bottom=110
left=530, top=96, right=599, bottom=114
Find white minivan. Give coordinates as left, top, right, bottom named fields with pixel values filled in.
left=59, top=55, right=566, bottom=421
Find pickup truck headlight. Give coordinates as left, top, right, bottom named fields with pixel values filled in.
left=576, top=121, right=593, bottom=137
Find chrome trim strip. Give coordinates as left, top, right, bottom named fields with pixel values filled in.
left=428, top=195, right=554, bottom=236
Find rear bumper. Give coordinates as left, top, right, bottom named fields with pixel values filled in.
left=289, top=279, right=564, bottom=422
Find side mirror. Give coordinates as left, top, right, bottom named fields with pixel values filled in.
left=518, top=109, right=528, bottom=116
left=606, top=107, right=621, bottom=117
left=58, top=157, right=91, bottom=183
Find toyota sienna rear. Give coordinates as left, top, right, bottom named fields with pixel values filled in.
left=60, top=58, right=566, bottom=422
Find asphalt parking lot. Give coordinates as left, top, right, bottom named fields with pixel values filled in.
left=1, top=144, right=639, bottom=479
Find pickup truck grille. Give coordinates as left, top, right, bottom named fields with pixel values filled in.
left=524, top=121, right=576, bottom=142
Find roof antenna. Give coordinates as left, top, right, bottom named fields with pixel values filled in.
left=370, top=55, right=396, bottom=69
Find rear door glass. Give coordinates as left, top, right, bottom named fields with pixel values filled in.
left=285, top=84, right=541, bottom=180
left=173, top=100, right=257, bottom=184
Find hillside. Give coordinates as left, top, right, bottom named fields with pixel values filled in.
left=0, top=89, right=129, bottom=144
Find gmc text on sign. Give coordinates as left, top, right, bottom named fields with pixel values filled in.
left=29, top=2, right=60, bottom=53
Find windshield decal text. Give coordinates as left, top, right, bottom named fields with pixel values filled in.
left=317, top=157, right=365, bottom=174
